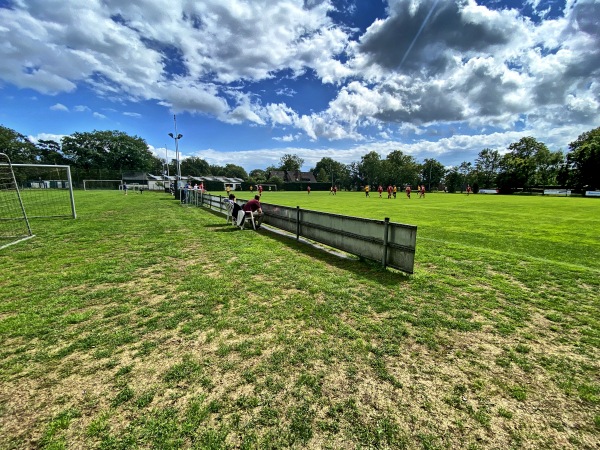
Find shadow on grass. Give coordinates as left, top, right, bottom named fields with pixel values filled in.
left=203, top=208, right=411, bottom=286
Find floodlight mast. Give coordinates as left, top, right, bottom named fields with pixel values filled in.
left=168, top=115, right=183, bottom=200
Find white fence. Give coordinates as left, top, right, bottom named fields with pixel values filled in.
left=543, top=189, right=571, bottom=196
left=188, top=191, right=417, bottom=274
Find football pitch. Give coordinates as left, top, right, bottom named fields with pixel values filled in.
left=0, top=190, right=598, bottom=449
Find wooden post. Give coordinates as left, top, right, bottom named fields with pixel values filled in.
left=382, top=217, right=390, bottom=268
left=296, top=206, right=300, bottom=241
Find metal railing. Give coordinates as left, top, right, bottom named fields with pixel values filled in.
left=185, top=191, right=417, bottom=274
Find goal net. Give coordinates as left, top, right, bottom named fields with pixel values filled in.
left=9, top=163, right=76, bottom=219
left=83, top=179, right=122, bottom=190
left=0, top=153, right=34, bottom=249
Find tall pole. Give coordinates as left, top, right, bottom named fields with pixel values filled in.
left=174, top=115, right=181, bottom=184
left=429, top=160, right=432, bottom=191
left=330, top=164, right=334, bottom=187
left=168, top=115, right=183, bottom=200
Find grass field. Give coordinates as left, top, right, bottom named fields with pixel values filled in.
left=0, top=190, right=598, bottom=449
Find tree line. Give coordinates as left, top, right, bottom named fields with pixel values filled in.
left=1, top=125, right=598, bottom=192
left=254, top=129, right=598, bottom=193
left=0, top=127, right=248, bottom=182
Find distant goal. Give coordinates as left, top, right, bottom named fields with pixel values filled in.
left=83, top=179, right=122, bottom=190
left=0, top=153, right=34, bottom=249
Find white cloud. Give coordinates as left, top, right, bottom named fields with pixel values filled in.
left=50, top=103, right=68, bottom=111
left=28, top=133, right=66, bottom=144
left=0, top=0, right=598, bottom=168
left=273, top=134, right=298, bottom=142
left=265, top=103, right=297, bottom=126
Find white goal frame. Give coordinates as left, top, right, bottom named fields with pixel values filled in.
left=119, top=183, right=145, bottom=192
left=0, top=153, right=34, bottom=249
left=6, top=163, right=77, bottom=219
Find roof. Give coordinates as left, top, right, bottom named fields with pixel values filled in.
left=268, top=170, right=316, bottom=183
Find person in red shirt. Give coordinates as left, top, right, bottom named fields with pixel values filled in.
left=307, top=185, right=311, bottom=194
left=405, top=185, right=411, bottom=199
left=258, top=185, right=263, bottom=196
left=377, top=185, right=383, bottom=198
left=238, top=195, right=264, bottom=229
left=387, top=185, right=393, bottom=199
left=466, top=184, right=472, bottom=196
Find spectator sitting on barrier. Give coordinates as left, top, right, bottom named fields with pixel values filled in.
left=238, top=194, right=264, bottom=229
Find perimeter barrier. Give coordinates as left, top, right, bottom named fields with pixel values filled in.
left=184, top=190, right=417, bottom=274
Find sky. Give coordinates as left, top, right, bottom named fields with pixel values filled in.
left=0, top=0, right=598, bottom=172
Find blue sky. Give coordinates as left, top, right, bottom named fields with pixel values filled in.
left=0, top=0, right=598, bottom=172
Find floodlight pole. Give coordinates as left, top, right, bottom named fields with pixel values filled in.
left=168, top=115, right=183, bottom=200
left=429, top=160, right=432, bottom=191
left=330, top=163, right=334, bottom=187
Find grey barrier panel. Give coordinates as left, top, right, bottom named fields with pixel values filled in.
left=261, top=202, right=417, bottom=274
left=199, top=195, right=417, bottom=273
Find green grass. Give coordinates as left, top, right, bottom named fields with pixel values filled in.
left=0, top=190, right=598, bottom=449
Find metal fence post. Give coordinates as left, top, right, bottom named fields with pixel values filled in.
left=382, top=217, right=390, bottom=268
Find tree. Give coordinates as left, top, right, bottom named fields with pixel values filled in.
left=497, top=137, right=548, bottom=192
left=36, top=140, right=70, bottom=165
left=269, top=175, right=284, bottom=190
left=358, top=151, right=382, bottom=185
left=420, top=158, right=446, bottom=190
left=249, top=169, right=266, bottom=182
left=444, top=167, right=462, bottom=193
left=347, top=162, right=362, bottom=189
left=316, top=168, right=328, bottom=182
left=311, top=157, right=349, bottom=186
left=533, top=147, right=564, bottom=187
left=380, top=150, right=420, bottom=186
left=181, top=157, right=210, bottom=176
left=0, top=125, right=38, bottom=163
left=279, top=154, right=304, bottom=172
left=264, top=165, right=279, bottom=175
left=61, top=130, right=156, bottom=175
left=565, top=127, right=600, bottom=189
left=458, top=161, right=473, bottom=191
left=209, top=164, right=224, bottom=176
left=222, top=164, right=247, bottom=179
left=474, top=149, right=501, bottom=188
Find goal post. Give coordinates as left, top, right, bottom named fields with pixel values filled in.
left=7, top=163, right=76, bottom=219
left=0, top=153, right=34, bottom=250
